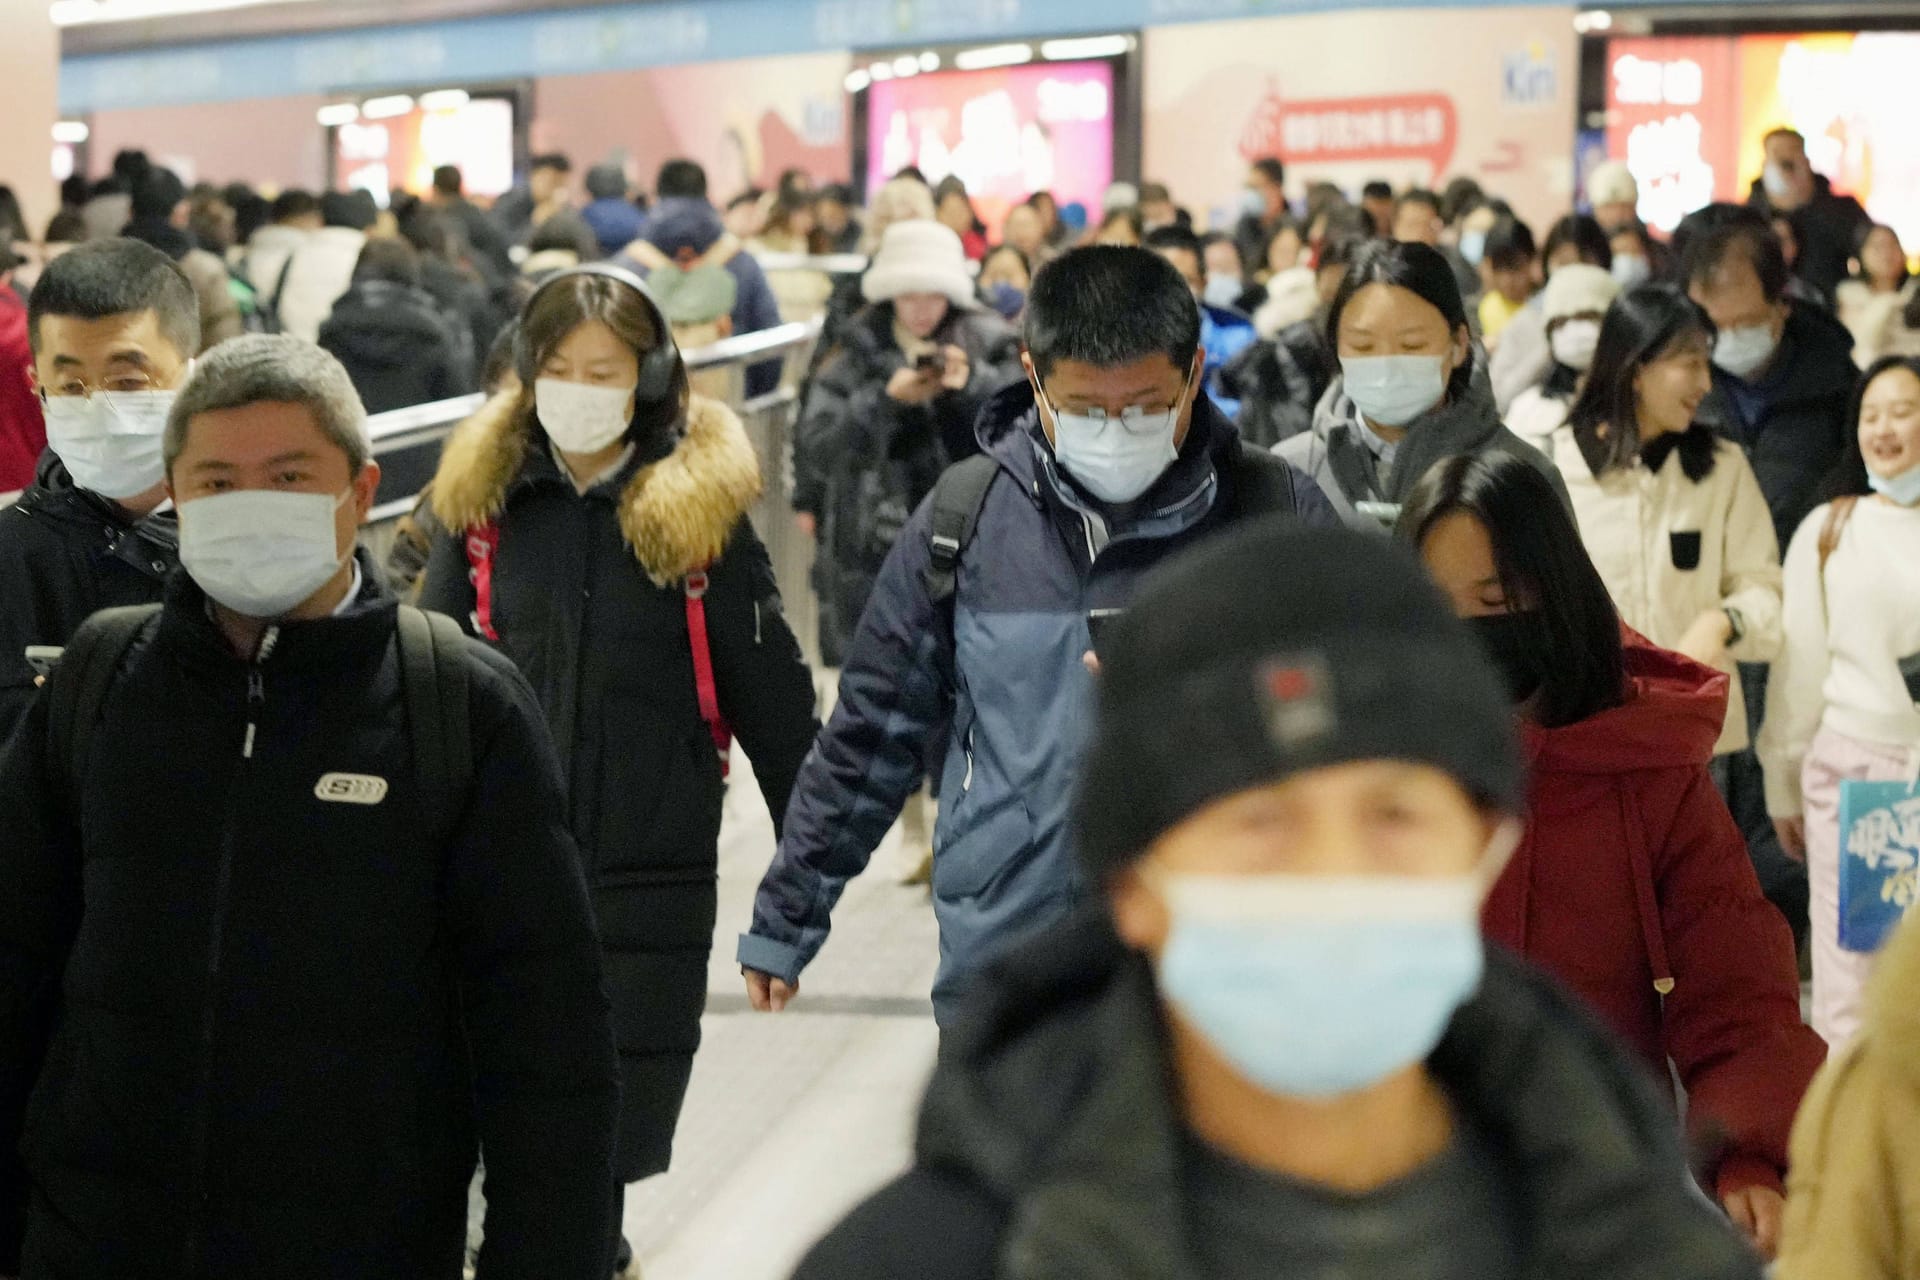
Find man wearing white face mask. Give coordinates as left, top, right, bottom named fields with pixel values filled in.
left=1505, top=263, right=1619, bottom=446
left=793, top=524, right=1765, bottom=1280
left=742, top=247, right=1337, bottom=1025
left=0, top=239, right=200, bottom=747
left=0, top=334, right=621, bottom=1279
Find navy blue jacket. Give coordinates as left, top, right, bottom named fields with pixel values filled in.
left=616, top=197, right=785, bottom=397
left=739, top=385, right=1337, bottom=1019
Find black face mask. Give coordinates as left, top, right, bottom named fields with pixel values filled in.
left=1467, top=612, right=1551, bottom=705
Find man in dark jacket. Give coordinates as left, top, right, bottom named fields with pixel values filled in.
left=0, top=240, right=198, bottom=749
left=0, top=335, right=618, bottom=1280
left=739, top=246, right=1338, bottom=1023
left=580, top=164, right=647, bottom=259
left=1687, top=205, right=1857, bottom=951
left=122, top=167, right=244, bottom=351
left=1746, top=128, right=1871, bottom=304
left=793, top=524, right=1766, bottom=1280
left=431, top=164, right=515, bottom=284
left=318, top=237, right=475, bottom=413
left=1231, top=157, right=1291, bottom=281
left=618, top=159, right=785, bottom=396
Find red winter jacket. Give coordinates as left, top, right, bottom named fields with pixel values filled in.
left=1484, top=634, right=1826, bottom=1201
left=0, top=288, right=44, bottom=495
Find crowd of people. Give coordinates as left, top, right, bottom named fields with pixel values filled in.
left=0, top=118, right=1915, bottom=1280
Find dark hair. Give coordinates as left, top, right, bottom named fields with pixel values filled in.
left=0, top=187, right=24, bottom=244
left=229, top=191, right=271, bottom=245
left=777, top=167, right=811, bottom=201
left=1326, top=240, right=1473, bottom=400
left=1763, top=126, right=1805, bottom=150
left=431, top=166, right=464, bottom=197
left=1483, top=216, right=1537, bottom=271
left=1818, top=354, right=1920, bottom=502
left=1249, top=157, right=1286, bottom=188
left=1397, top=452, right=1627, bottom=729
left=1362, top=180, right=1395, bottom=202
left=187, top=193, right=236, bottom=255
left=761, top=192, right=817, bottom=241
left=529, top=212, right=598, bottom=258
left=481, top=322, right=520, bottom=395
left=1439, top=177, right=1485, bottom=226
left=981, top=243, right=1031, bottom=278
left=656, top=159, right=708, bottom=199
left=816, top=183, right=854, bottom=208
left=1567, top=283, right=1718, bottom=481
left=1261, top=217, right=1304, bottom=264
left=1853, top=222, right=1910, bottom=288
left=1097, top=206, right=1144, bottom=241
left=353, top=236, right=423, bottom=289
left=271, top=189, right=321, bottom=224
left=28, top=238, right=201, bottom=358
left=89, top=176, right=128, bottom=202
left=130, top=168, right=187, bottom=222
left=59, top=174, right=90, bottom=210
left=1396, top=188, right=1442, bottom=218
left=1677, top=203, right=1789, bottom=304
left=399, top=204, right=455, bottom=261
left=516, top=272, right=688, bottom=445
left=44, top=210, right=87, bottom=243
left=894, top=166, right=928, bottom=186
left=1025, top=246, right=1201, bottom=381
left=531, top=153, right=572, bottom=174
left=1544, top=214, right=1612, bottom=270
left=1139, top=181, right=1172, bottom=205
left=321, top=189, right=376, bottom=232
left=585, top=164, right=627, bottom=201
left=112, top=149, right=152, bottom=185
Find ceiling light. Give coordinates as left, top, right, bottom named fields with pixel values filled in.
left=360, top=95, right=415, bottom=120
left=418, top=89, right=471, bottom=112
left=844, top=69, right=872, bottom=94
left=316, top=103, right=360, bottom=127
left=1038, top=35, right=1133, bottom=61
left=52, top=121, right=90, bottom=144
left=892, top=55, right=920, bottom=78
left=919, top=51, right=940, bottom=72
left=51, top=0, right=324, bottom=26
left=953, top=43, right=1034, bottom=71
left=868, top=61, right=894, bottom=81
left=1574, top=9, right=1613, bottom=32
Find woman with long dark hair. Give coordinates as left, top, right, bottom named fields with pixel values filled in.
left=1400, top=451, right=1825, bottom=1262
left=417, top=265, right=820, bottom=1278
left=1549, top=283, right=1783, bottom=768
left=1275, top=238, right=1569, bottom=529
left=1760, top=355, right=1920, bottom=1047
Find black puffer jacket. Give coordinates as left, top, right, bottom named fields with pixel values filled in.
left=793, top=302, right=1023, bottom=665
left=795, top=912, right=1766, bottom=1280
left=0, top=559, right=619, bottom=1280
left=318, top=279, right=476, bottom=414
left=0, top=452, right=177, bottom=748
left=1218, top=318, right=1336, bottom=449
left=1697, top=301, right=1858, bottom=552
left=419, top=394, right=820, bottom=1181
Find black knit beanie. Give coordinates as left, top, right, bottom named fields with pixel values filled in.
left=1075, top=520, right=1524, bottom=877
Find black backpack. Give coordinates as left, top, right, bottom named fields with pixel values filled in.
left=920, top=444, right=1301, bottom=605
left=47, top=605, right=475, bottom=833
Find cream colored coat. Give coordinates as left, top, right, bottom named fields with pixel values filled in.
left=1546, top=426, right=1784, bottom=754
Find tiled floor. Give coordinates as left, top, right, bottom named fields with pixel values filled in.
left=620, top=747, right=942, bottom=1279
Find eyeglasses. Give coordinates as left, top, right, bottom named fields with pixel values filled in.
left=41, top=371, right=159, bottom=401
left=1040, top=367, right=1196, bottom=436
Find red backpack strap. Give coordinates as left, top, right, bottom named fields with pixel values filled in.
left=684, top=567, right=734, bottom=777
left=463, top=522, right=502, bottom=641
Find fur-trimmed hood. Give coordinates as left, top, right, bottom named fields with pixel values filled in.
left=429, top=391, right=763, bottom=586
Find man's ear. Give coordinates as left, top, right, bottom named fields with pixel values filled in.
left=352, top=460, right=383, bottom=522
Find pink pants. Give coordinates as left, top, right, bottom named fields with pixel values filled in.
left=1803, top=725, right=1918, bottom=1047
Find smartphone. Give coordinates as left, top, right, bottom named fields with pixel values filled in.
left=1086, top=609, right=1125, bottom=658
left=913, top=351, right=947, bottom=376
left=24, top=646, right=63, bottom=678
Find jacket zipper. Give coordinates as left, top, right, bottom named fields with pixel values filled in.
left=183, top=625, right=278, bottom=1276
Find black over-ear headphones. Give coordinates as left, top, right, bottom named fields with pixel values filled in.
left=513, top=263, right=682, bottom=404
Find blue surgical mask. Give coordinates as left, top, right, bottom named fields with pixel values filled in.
left=1043, top=369, right=1192, bottom=505
left=1151, top=867, right=1493, bottom=1098
left=1459, top=230, right=1488, bottom=267
left=986, top=281, right=1027, bottom=320
left=1869, top=464, right=1920, bottom=507
left=1712, top=323, right=1780, bottom=382
left=1611, top=255, right=1651, bottom=289
left=1340, top=354, right=1449, bottom=429
left=1202, top=275, right=1243, bottom=310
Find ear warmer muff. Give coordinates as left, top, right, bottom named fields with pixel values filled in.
left=514, top=263, right=682, bottom=404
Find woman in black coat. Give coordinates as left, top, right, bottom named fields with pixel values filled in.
left=417, top=264, right=819, bottom=1276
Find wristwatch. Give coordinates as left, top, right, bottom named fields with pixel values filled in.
left=1723, top=607, right=1747, bottom=648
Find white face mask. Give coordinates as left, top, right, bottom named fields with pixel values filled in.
left=1762, top=163, right=1794, bottom=202
left=535, top=378, right=635, bottom=454
left=41, top=389, right=178, bottom=499
left=1549, top=319, right=1602, bottom=373
left=180, top=488, right=351, bottom=618
left=1610, top=255, right=1651, bottom=289
left=1202, top=276, right=1243, bottom=310
left=1341, top=355, right=1450, bottom=429
left=1045, top=369, right=1191, bottom=506
left=1712, top=323, right=1780, bottom=382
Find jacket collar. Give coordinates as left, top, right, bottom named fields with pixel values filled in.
left=21, top=449, right=179, bottom=554
left=428, top=391, right=762, bottom=586
left=155, top=547, right=398, bottom=676
left=919, top=910, right=1762, bottom=1280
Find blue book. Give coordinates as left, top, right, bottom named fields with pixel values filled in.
left=1839, top=779, right=1920, bottom=954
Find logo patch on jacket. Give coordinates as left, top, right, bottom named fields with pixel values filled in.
left=314, top=773, right=389, bottom=805
left=1258, top=655, right=1335, bottom=749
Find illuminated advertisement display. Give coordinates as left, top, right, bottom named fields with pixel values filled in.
left=1606, top=32, right=1920, bottom=248
left=865, top=61, right=1115, bottom=233
left=335, top=96, right=515, bottom=205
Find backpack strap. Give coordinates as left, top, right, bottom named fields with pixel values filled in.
left=1818, top=495, right=1860, bottom=575
left=462, top=522, right=503, bottom=640
left=684, top=569, right=734, bottom=778
left=1229, top=443, right=1302, bottom=519
left=921, top=454, right=1002, bottom=605
left=48, top=605, right=162, bottom=800
left=396, top=606, right=473, bottom=839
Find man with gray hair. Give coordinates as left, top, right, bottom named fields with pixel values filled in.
left=0, top=334, right=620, bottom=1279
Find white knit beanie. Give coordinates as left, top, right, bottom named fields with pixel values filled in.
left=862, top=220, right=978, bottom=309
left=1587, top=161, right=1638, bottom=210
left=1543, top=263, right=1620, bottom=323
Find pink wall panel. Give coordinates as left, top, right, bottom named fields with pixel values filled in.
left=88, top=95, right=331, bottom=192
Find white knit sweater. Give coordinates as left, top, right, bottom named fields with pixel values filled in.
left=1760, top=497, right=1920, bottom=816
